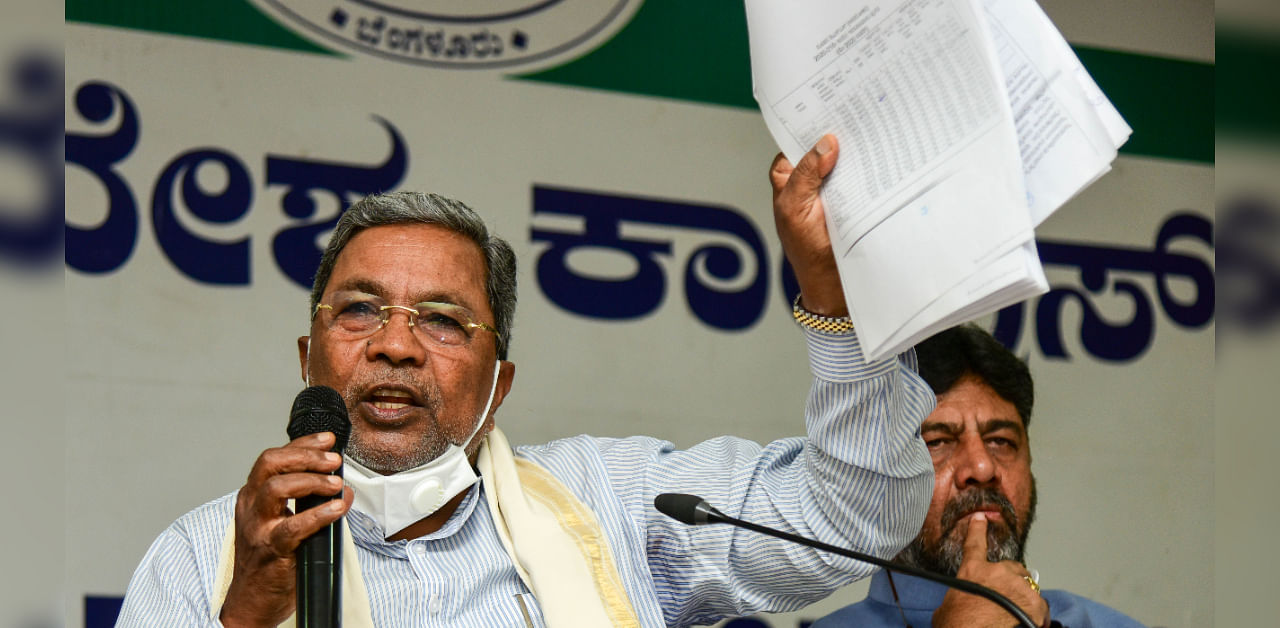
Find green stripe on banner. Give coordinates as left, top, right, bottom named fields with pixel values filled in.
left=68, top=0, right=1212, bottom=164
left=65, top=0, right=335, bottom=56
left=1073, top=48, right=1214, bottom=164
left=1217, top=28, right=1280, bottom=144
left=517, top=1, right=757, bottom=110
left=520, top=0, right=1214, bottom=164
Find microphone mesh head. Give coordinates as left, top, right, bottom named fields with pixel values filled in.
left=287, top=386, right=351, bottom=452
left=653, top=493, right=707, bottom=525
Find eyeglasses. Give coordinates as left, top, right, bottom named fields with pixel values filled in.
left=313, top=291, right=500, bottom=347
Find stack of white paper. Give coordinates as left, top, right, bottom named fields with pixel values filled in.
left=745, top=0, right=1130, bottom=361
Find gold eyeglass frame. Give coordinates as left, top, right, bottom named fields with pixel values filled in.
left=313, top=300, right=501, bottom=342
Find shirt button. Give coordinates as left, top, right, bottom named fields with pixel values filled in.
left=413, top=544, right=427, bottom=556
left=428, top=596, right=443, bottom=614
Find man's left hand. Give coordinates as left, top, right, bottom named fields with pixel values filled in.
left=932, top=513, right=1050, bottom=628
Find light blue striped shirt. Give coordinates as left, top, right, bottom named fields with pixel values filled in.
left=117, top=329, right=934, bottom=627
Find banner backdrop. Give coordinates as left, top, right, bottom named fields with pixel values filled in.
left=64, top=1, right=1213, bottom=626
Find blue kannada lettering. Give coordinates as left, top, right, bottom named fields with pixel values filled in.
left=531, top=185, right=770, bottom=330
left=267, top=115, right=407, bottom=289
left=66, top=81, right=140, bottom=274
left=152, top=149, right=253, bottom=284
left=531, top=189, right=1214, bottom=360
left=65, top=81, right=1216, bottom=360
left=991, top=212, right=1214, bottom=362
left=64, top=79, right=408, bottom=288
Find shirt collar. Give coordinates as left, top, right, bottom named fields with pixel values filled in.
left=868, top=569, right=950, bottom=611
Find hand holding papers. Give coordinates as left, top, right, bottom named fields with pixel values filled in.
left=746, top=0, right=1130, bottom=361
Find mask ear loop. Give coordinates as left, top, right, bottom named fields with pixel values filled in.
left=460, top=361, right=503, bottom=447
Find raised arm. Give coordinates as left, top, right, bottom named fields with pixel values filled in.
left=543, top=137, right=936, bottom=626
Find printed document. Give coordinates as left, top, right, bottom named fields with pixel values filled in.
left=745, top=0, right=1129, bottom=360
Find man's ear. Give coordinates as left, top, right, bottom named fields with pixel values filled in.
left=297, top=336, right=310, bottom=383
left=489, top=360, right=516, bottom=417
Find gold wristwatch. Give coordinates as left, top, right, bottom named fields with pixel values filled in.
left=791, top=294, right=854, bottom=333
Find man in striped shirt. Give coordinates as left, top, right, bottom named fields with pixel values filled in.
left=118, top=136, right=936, bottom=627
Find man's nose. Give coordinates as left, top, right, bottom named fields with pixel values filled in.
left=952, top=436, right=997, bottom=488
left=366, top=307, right=427, bottom=366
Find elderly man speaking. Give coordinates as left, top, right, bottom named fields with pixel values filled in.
left=116, top=137, right=936, bottom=627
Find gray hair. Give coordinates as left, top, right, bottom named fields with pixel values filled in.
left=309, top=191, right=517, bottom=360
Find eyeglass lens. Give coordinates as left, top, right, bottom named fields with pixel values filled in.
left=323, top=293, right=483, bottom=346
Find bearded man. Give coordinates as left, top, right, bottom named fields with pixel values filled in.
left=814, top=324, right=1144, bottom=628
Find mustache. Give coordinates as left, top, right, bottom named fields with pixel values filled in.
left=342, top=369, right=441, bottom=414
left=938, top=487, right=1020, bottom=536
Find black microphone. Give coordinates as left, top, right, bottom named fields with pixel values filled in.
left=653, top=493, right=729, bottom=525
left=653, top=493, right=1037, bottom=628
left=287, top=386, right=352, bottom=628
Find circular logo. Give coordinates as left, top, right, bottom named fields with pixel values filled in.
left=253, top=0, right=639, bottom=71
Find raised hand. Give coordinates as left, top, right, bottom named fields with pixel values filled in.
left=768, top=134, right=847, bottom=317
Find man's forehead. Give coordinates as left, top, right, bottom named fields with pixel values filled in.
left=328, top=224, right=488, bottom=303
left=334, top=225, right=482, bottom=269
left=344, top=223, right=473, bottom=250
left=327, top=277, right=465, bottom=304
left=921, top=378, right=1024, bottom=431
left=920, top=414, right=1025, bottom=435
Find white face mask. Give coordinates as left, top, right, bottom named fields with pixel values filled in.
left=341, top=361, right=502, bottom=538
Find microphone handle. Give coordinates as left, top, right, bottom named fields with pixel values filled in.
left=717, top=513, right=1038, bottom=628
left=295, top=489, right=342, bottom=627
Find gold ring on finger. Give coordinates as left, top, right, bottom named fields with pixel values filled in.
left=1023, top=576, right=1041, bottom=594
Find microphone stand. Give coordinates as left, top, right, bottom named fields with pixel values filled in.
left=656, top=494, right=1038, bottom=628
